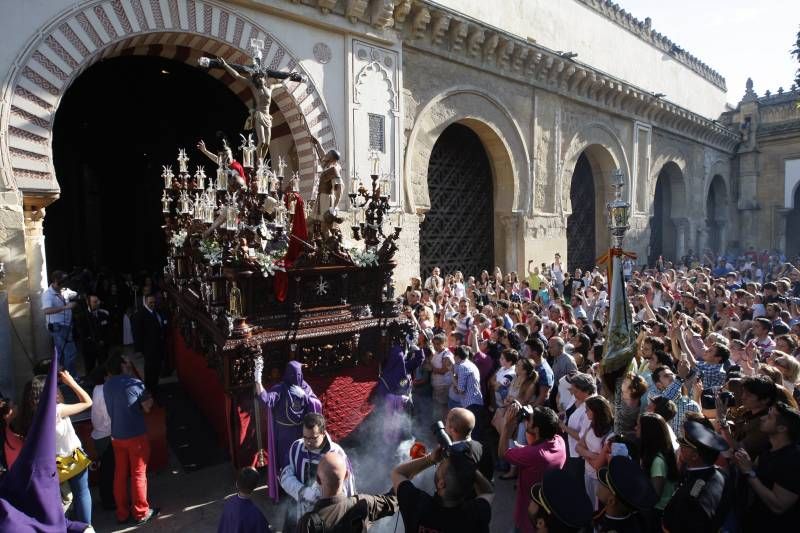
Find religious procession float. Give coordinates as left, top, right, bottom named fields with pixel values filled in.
left=159, top=41, right=402, bottom=468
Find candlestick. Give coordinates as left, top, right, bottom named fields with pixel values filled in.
left=191, top=193, right=200, bottom=220
left=161, top=190, right=170, bottom=214
left=290, top=171, right=300, bottom=193
left=379, top=174, right=391, bottom=198
left=240, top=133, right=256, bottom=168
left=206, top=184, right=217, bottom=208
left=275, top=203, right=286, bottom=227
left=267, top=170, right=278, bottom=194
left=194, top=166, right=206, bottom=190
left=368, top=149, right=381, bottom=176
left=216, top=167, right=227, bottom=191
left=350, top=170, right=360, bottom=195
left=178, top=190, right=191, bottom=215
left=162, top=165, right=173, bottom=189
left=177, top=148, right=189, bottom=174
left=277, top=155, right=287, bottom=178
left=256, top=167, right=268, bottom=195
left=224, top=193, right=238, bottom=231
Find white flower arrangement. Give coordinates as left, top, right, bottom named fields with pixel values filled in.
left=350, top=247, right=378, bottom=267
left=170, top=229, right=188, bottom=250
left=254, top=250, right=286, bottom=277
left=199, top=238, right=223, bottom=265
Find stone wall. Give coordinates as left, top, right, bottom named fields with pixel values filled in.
left=434, top=0, right=727, bottom=118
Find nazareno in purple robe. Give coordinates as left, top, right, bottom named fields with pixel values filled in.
left=376, top=343, right=423, bottom=443
left=216, top=494, right=272, bottom=533
left=0, top=358, right=88, bottom=532
left=259, top=361, right=321, bottom=501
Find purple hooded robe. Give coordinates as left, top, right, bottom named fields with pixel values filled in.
left=0, top=359, right=88, bottom=532
left=259, top=361, right=321, bottom=501
left=376, top=344, right=423, bottom=443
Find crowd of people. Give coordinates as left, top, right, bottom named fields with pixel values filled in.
left=4, top=246, right=800, bottom=532
left=380, top=248, right=800, bottom=532
left=1, top=267, right=168, bottom=528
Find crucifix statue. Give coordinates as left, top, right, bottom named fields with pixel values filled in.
left=198, top=39, right=304, bottom=160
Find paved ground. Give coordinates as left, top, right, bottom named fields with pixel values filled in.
left=90, top=459, right=516, bottom=532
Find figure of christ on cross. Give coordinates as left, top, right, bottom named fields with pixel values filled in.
left=217, top=56, right=302, bottom=161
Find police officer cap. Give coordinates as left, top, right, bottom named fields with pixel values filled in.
left=598, top=456, right=658, bottom=511
left=530, top=469, right=593, bottom=529
left=682, top=420, right=729, bottom=453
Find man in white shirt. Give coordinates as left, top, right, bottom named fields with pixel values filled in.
left=424, top=267, right=444, bottom=293
left=557, top=372, right=596, bottom=480
left=42, top=270, right=79, bottom=374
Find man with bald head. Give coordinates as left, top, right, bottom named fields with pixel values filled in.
left=296, top=453, right=398, bottom=532
left=446, top=407, right=475, bottom=441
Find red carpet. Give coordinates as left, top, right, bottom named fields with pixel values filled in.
left=172, top=330, right=378, bottom=467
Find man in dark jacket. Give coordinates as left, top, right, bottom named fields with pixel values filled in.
left=74, top=293, right=111, bottom=375
left=133, top=294, right=166, bottom=396
left=297, top=453, right=397, bottom=532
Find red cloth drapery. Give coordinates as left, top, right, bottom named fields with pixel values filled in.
left=229, top=160, right=246, bottom=183
left=274, top=192, right=308, bottom=302
left=596, top=248, right=638, bottom=291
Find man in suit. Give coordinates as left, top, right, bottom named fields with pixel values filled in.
left=74, top=292, right=111, bottom=375
left=133, top=294, right=166, bottom=397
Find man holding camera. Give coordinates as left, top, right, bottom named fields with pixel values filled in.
left=498, top=403, right=566, bottom=533
left=42, top=270, right=79, bottom=375
left=391, top=421, right=493, bottom=533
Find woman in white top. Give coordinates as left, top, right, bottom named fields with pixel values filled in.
left=18, top=369, right=93, bottom=523
left=577, top=396, right=614, bottom=511
left=550, top=253, right=564, bottom=290
left=429, top=334, right=454, bottom=421
left=452, top=271, right=466, bottom=299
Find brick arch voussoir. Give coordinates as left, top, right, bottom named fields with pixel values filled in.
left=2, top=0, right=334, bottom=192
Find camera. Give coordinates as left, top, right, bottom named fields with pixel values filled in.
left=516, top=402, right=534, bottom=424
left=718, top=390, right=735, bottom=407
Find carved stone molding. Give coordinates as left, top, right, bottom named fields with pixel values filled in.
left=399, top=1, right=739, bottom=154
left=345, top=0, right=368, bottom=23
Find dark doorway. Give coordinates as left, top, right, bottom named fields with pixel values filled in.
left=567, top=153, right=596, bottom=272
left=420, top=123, right=494, bottom=278
left=706, top=175, right=728, bottom=254
left=788, top=186, right=800, bottom=258
left=648, top=171, right=674, bottom=265
left=47, top=55, right=248, bottom=276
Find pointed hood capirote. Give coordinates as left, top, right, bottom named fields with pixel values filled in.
left=0, top=359, right=88, bottom=532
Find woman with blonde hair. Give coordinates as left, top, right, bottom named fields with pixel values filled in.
left=773, top=352, right=800, bottom=402
left=418, top=306, right=435, bottom=330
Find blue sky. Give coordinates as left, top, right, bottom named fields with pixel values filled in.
left=617, top=0, right=799, bottom=105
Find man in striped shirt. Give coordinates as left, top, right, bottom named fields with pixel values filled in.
left=451, top=346, right=484, bottom=410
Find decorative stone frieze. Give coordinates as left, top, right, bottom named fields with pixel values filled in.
left=397, top=2, right=738, bottom=153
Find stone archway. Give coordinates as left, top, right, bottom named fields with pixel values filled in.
left=706, top=174, right=730, bottom=254
left=648, top=161, right=687, bottom=263
left=560, top=124, right=629, bottom=268
left=0, top=0, right=337, bottom=198
left=404, top=87, right=530, bottom=275
left=0, top=0, right=339, bottom=381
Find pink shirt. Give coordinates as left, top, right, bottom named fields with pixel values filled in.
left=505, top=435, right=567, bottom=533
